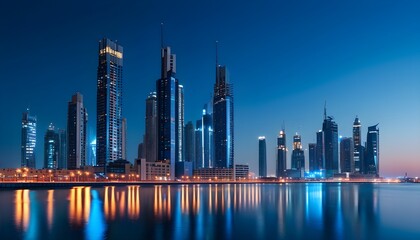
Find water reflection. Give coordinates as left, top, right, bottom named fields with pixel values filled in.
left=5, top=183, right=419, bottom=239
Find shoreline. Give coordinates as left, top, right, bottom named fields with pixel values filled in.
left=0, top=180, right=411, bottom=190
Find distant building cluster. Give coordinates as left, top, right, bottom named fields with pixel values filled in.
left=258, top=107, right=380, bottom=179
left=20, top=33, right=240, bottom=180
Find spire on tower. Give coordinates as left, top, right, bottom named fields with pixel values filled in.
left=215, top=40, right=219, bottom=67
left=324, top=101, right=327, bottom=120
left=160, top=22, right=164, bottom=48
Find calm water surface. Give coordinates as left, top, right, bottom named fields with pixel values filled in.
left=0, top=183, right=419, bottom=240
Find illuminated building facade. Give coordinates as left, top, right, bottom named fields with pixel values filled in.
left=96, top=38, right=123, bottom=170
left=308, top=143, right=316, bottom=172
left=276, top=130, right=287, bottom=177
left=184, top=121, right=195, bottom=163
left=44, top=123, right=59, bottom=169
left=145, top=92, right=157, bottom=162
left=195, top=105, right=214, bottom=169
left=291, top=133, right=305, bottom=171
left=353, top=116, right=362, bottom=173
left=213, top=63, right=234, bottom=169
left=322, top=107, right=339, bottom=177
left=21, top=109, right=37, bottom=169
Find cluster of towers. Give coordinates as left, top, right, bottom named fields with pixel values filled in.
left=137, top=36, right=235, bottom=178
left=21, top=35, right=234, bottom=177
left=258, top=107, right=380, bottom=178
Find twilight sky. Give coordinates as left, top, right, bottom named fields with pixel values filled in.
left=0, top=0, right=419, bottom=177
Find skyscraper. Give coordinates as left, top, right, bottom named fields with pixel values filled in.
left=353, top=116, right=362, bottom=173
left=89, top=139, right=97, bottom=166
left=157, top=46, right=179, bottom=179
left=213, top=48, right=234, bottom=169
left=276, top=130, right=287, bottom=177
left=57, top=129, right=67, bottom=169
left=44, top=123, right=59, bottom=169
left=308, top=143, right=317, bottom=172
left=184, top=121, right=195, bottom=163
left=195, top=105, right=214, bottom=169
left=258, top=136, right=267, bottom=178
left=322, top=107, right=339, bottom=177
left=178, top=85, right=184, bottom=162
left=145, top=92, right=157, bottom=162
left=365, top=124, right=379, bottom=176
left=21, top=109, right=37, bottom=169
left=67, top=92, right=88, bottom=170
left=96, top=38, right=123, bottom=170
left=316, top=130, right=324, bottom=171
left=291, top=133, right=305, bottom=171
left=340, top=137, right=354, bottom=173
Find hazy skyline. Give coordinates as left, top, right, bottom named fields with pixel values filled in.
left=1, top=0, right=419, bottom=176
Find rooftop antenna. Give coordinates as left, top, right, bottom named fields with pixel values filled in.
left=324, top=101, right=327, bottom=120
left=160, top=22, right=164, bottom=48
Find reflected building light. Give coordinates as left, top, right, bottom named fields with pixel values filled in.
left=14, top=189, right=30, bottom=232
left=22, top=190, right=30, bottom=232
left=47, top=190, right=54, bottom=230
left=110, top=187, right=116, bottom=220
left=86, top=190, right=106, bottom=240
left=104, top=187, right=109, bottom=220
left=84, top=187, right=91, bottom=222
left=209, top=185, right=212, bottom=213
left=119, top=190, right=126, bottom=218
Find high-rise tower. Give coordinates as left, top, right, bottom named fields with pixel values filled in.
left=96, top=38, right=123, bottom=170
left=322, top=106, right=339, bottom=177
left=276, top=130, right=287, bottom=177
left=44, top=123, right=59, bottom=169
left=353, top=116, right=362, bottom=173
left=21, top=109, right=37, bottom=169
left=178, top=85, right=184, bottom=162
left=213, top=43, right=234, bottom=168
left=67, top=92, right=88, bottom=170
left=365, top=124, right=379, bottom=176
left=157, top=44, right=180, bottom=179
left=258, top=136, right=267, bottom=178
left=195, top=105, right=214, bottom=169
left=184, top=121, right=195, bottom=163
left=291, top=133, right=305, bottom=171
left=308, top=143, right=317, bottom=172
left=340, top=137, right=354, bottom=173
left=145, top=92, right=158, bottom=162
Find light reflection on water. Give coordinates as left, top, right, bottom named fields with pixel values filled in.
left=2, top=183, right=420, bottom=239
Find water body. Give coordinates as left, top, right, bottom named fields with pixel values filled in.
left=0, top=183, right=419, bottom=240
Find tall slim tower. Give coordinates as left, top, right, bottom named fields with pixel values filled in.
left=276, top=130, right=287, bottom=177
left=67, top=92, right=88, bottom=170
left=157, top=45, right=179, bottom=179
left=195, top=105, right=214, bottom=169
left=184, top=121, right=195, bottom=163
left=58, top=129, right=67, bottom=169
left=353, top=116, right=362, bottom=173
left=322, top=106, right=339, bottom=177
left=96, top=38, right=123, bottom=170
left=145, top=92, right=158, bottom=162
left=44, top=123, right=59, bottom=169
left=21, top=109, right=37, bottom=169
left=315, top=130, right=324, bottom=171
left=213, top=44, right=234, bottom=168
left=365, top=124, right=379, bottom=176
left=258, top=136, right=267, bottom=178
left=340, top=137, right=354, bottom=173
left=178, top=85, right=184, bottom=162
left=291, top=133, right=305, bottom=171
left=308, top=143, right=317, bottom=172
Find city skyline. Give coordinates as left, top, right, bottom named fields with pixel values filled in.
left=1, top=0, right=420, bottom=177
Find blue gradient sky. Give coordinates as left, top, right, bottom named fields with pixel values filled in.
left=0, top=0, right=419, bottom=177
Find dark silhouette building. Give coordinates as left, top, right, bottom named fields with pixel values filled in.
left=308, top=143, right=316, bottom=172
left=67, top=93, right=87, bottom=170
left=258, top=136, right=267, bottom=177
left=184, top=121, right=195, bottom=163
left=316, top=130, right=324, bottom=171
left=96, top=38, right=123, bottom=170
left=276, top=130, right=287, bottom=177
left=364, top=124, right=379, bottom=176
left=322, top=107, right=338, bottom=177
left=340, top=137, right=354, bottom=173
left=145, top=92, right=157, bottom=162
